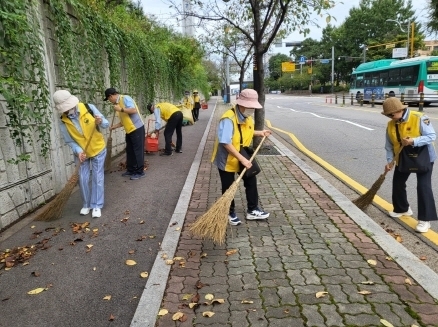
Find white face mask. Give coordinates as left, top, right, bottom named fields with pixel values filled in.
left=67, top=107, right=76, bottom=118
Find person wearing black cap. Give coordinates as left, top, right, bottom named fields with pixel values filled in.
left=104, top=88, right=145, bottom=180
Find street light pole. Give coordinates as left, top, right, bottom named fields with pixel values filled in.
left=386, top=18, right=411, bottom=58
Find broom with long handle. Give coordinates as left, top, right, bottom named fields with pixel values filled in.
left=190, top=135, right=267, bottom=244
left=353, top=145, right=404, bottom=210
left=35, top=127, right=97, bottom=221
left=104, top=113, right=116, bottom=172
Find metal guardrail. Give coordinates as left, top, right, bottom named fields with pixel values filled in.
left=330, top=92, right=438, bottom=112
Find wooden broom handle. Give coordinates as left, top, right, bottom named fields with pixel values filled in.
left=108, top=113, right=116, bottom=137
left=383, top=145, right=405, bottom=177
left=236, top=135, right=267, bottom=183
left=73, top=126, right=97, bottom=173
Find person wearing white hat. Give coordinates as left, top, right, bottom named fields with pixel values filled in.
left=382, top=97, right=437, bottom=232
left=53, top=90, right=109, bottom=218
left=211, top=88, right=271, bottom=226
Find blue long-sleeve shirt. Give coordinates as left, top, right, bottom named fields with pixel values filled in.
left=59, top=103, right=109, bottom=155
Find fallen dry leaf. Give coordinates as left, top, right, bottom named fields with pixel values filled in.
left=189, top=303, right=198, bottom=309
left=205, top=294, right=214, bottom=301
left=405, top=278, right=412, bottom=285
left=200, top=253, right=207, bottom=258
left=158, top=309, right=168, bottom=316
left=360, top=281, right=375, bottom=285
left=420, top=256, right=427, bottom=261
left=226, top=249, right=238, bottom=256
left=211, top=299, right=225, bottom=305
left=161, top=253, right=168, bottom=259
left=27, top=287, right=46, bottom=295
left=31, top=271, right=40, bottom=277
left=165, top=260, right=174, bottom=265
left=202, top=311, right=215, bottom=317
left=315, top=291, right=328, bottom=298
left=172, top=312, right=185, bottom=321
left=380, top=319, right=394, bottom=327
left=241, top=300, right=254, bottom=304
left=182, top=294, right=193, bottom=301
left=385, top=256, right=393, bottom=261
left=395, top=235, right=402, bottom=243
left=140, top=272, right=149, bottom=278
left=139, top=220, right=145, bottom=224
left=173, top=257, right=184, bottom=261
left=103, top=295, right=111, bottom=300
left=109, top=314, right=115, bottom=321
left=358, top=290, right=371, bottom=295
left=125, top=260, right=137, bottom=266
left=367, top=259, right=377, bottom=266
left=86, top=244, right=93, bottom=249
left=128, top=250, right=135, bottom=254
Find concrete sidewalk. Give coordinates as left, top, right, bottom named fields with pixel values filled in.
left=133, top=101, right=438, bottom=327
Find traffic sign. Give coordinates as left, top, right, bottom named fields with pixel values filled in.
left=281, top=62, right=295, bottom=72
left=299, top=56, right=306, bottom=65
left=320, top=59, right=329, bottom=64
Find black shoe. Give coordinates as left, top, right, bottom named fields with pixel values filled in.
left=160, top=152, right=173, bottom=156
left=175, top=149, right=182, bottom=153
left=130, top=172, right=146, bottom=180
left=121, top=171, right=134, bottom=177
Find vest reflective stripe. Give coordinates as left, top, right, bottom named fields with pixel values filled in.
left=61, top=103, right=105, bottom=157
left=211, top=107, right=254, bottom=172
left=156, top=102, right=180, bottom=121
left=387, top=111, right=422, bottom=163
left=118, top=95, right=140, bottom=134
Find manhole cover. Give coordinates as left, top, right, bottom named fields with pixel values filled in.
left=257, top=145, right=281, bottom=156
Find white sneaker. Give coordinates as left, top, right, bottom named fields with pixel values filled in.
left=80, top=208, right=90, bottom=215
left=92, top=208, right=101, bottom=218
left=416, top=221, right=431, bottom=233
left=247, top=208, right=270, bottom=220
left=388, top=207, right=413, bottom=218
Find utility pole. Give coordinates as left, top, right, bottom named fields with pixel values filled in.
left=331, top=46, right=334, bottom=94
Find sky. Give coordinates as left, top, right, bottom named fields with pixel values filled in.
left=141, top=0, right=428, bottom=55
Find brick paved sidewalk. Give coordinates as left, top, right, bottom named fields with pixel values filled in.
left=155, top=103, right=438, bottom=327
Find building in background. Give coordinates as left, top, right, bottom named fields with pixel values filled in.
left=417, top=40, right=438, bottom=56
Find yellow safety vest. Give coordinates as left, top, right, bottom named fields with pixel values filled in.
left=156, top=102, right=180, bottom=121
left=387, top=110, right=422, bottom=163
left=211, top=106, right=254, bottom=172
left=61, top=103, right=105, bottom=157
left=118, top=95, right=141, bottom=134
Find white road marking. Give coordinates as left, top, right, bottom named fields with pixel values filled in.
left=280, top=106, right=374, bottom=130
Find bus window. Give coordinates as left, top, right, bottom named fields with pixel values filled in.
left=380, top=70, right=388, bottom=86
left=364, top=73, right=371, bottom=87
left=350, top=74, right=357, bottom=87
left=372, top=72, right=379, bottom=86
left=400, top=66, right=414, bottom=86
left=388, top=68, right=400, bottom=86
left=356, top=73, right=364, bottom=88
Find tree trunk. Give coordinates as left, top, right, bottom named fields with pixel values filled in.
left=253, top=51, right=265, bottom=148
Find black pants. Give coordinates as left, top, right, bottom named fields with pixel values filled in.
left=125, top=125, right=145, bottom=174
left=392, top=162, right=437, bottom=221
left=218, top=169, right=258, bottom=215
left=164, top=111, right=183, bottom=154
left=193, top=105, right=200, bottom=121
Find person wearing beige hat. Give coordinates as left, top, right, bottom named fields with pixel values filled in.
left=53, top=90, right=109, bottom=218
left=382, top=97, right=437, bottom=232
left=211, top=88, right=271, bottom=226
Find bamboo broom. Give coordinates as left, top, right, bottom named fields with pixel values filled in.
left=353, top=146, right=404, bottom=210
left=35, top=127, right=97, bottom=221
left=190, top=135, right=267, bottom=244
left=104, top=113, right=116, bottom=172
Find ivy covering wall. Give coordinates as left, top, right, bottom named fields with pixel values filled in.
left=0, top=0, right=209, bottom=164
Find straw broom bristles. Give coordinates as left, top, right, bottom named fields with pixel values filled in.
left=35, top=127, right=97, bottom=221
left=190, top=135, right=267, bottom=244
left=352, top=172, right=387, bottom=210
left=352, top=146, right=403, bottom=210
left=104, top=114, right=116, bottom=172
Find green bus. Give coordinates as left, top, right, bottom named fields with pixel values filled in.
left=350, top=56, right=438, bottom=106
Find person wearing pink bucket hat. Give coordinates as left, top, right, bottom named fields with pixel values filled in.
left=211, top=88, right=271, bottom=226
